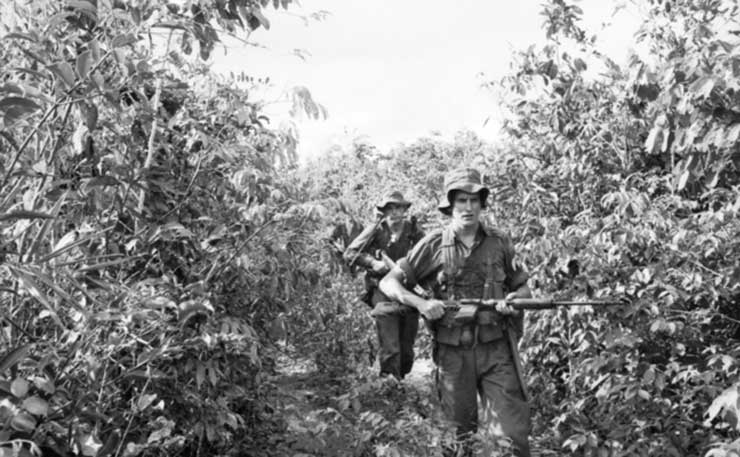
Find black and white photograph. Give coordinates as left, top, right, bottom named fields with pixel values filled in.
left=1, top=1, right=739, bottom=456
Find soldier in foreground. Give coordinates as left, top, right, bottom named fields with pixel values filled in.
left=379, top=169, right=532, bottom=456
left=344, top=191, right=425, bottom=379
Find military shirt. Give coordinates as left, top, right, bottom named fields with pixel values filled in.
left=398, top=225, right=528, bottom=300
left=344, top=218, right=425, bottom=275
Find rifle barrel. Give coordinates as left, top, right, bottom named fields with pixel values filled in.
left=373, top=298, right=623, bottom=317
left=453, top=298, right=622, bottom=309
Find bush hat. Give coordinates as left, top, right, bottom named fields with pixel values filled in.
left=376, top=190, right=412, bottom=212
left=438, top=168, right=490, bottom=215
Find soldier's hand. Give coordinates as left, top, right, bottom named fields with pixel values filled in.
left=496, top=292, right=524, bottom=316
left=371, top=260, right=390, bottom=275
left=419, top=299, right=446, bottom=321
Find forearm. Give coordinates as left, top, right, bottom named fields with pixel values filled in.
left=345, top=250, right=376, bottom=269
left=343, top=224, right=379, bottom=268
left=379, top=270, right=428, bottom=310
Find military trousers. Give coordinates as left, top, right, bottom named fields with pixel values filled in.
left=436, top=337, right=531, bottom=457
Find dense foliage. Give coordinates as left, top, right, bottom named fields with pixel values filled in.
left=2, top=0, right=740, bottom=456
left=0, top=1, right=328, bottom=456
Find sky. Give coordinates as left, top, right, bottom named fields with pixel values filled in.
left=211, top=1, right=643, bottom=160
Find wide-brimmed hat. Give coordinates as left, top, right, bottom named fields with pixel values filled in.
left=437, top=168, right=490, bottom=215
left=376, top=190, right=412, bottom=212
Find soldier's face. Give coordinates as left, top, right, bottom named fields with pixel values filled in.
left=382, top=204, right=406, bottom=224
left=451, top=191, right=481, bottom=228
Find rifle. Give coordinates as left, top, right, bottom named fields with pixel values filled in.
left=370, top=297, right=623, bottom=318
left=347, top=215, right=385, bottom=269
left=371, top=296, right=623, bottom=402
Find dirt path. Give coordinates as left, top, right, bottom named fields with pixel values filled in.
left=267, top=353, right=437, bottom=456
left=267, top=352, right=546, bottom=456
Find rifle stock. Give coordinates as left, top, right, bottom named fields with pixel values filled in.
left=347, top=216, right=385, bottom=269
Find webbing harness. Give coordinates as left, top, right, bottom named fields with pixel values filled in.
left=441, top=227, right=496, bottom=300
left=439, top=227, right=498, bottom=348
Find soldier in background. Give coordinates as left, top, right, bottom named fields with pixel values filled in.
left=344, top=191, right=425, bottom=379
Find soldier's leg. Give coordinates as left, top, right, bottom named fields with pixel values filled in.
left=371, top=288, right=402, bottom=378
left=399, top=309, right=419, bottom=378
left=374, top=314, right=402, bottom=378
left=477, top=340, right=532, bottom=457
left=436, top=344, right=478, bottom=437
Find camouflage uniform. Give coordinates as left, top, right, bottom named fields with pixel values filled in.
left=344, top=191, right=425, bottom=379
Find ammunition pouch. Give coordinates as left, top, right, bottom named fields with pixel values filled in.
left=434, top=310, right=504, bottom=346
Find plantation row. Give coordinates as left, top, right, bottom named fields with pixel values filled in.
left=1, top=0, right=739, bottom=456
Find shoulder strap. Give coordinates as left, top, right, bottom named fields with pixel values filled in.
left=481, top=232, right=506, bottom=299
left=483, top=252, right=495, bottom=299
left=441, top=227, right=457, bottom=299
left=441, top=227, right=456, bottom=275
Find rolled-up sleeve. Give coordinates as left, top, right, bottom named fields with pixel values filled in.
left=396, top=231, right=441, bottom=289
left=343, top=224, right=378, bottom=269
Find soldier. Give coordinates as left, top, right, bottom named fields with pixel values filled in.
left=344, top=191, right=425, bottom=379
left=379, top=168, right=533, bottom=456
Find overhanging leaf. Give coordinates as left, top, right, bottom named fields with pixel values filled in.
left=644, top=125, right=663, bottom=155
left=16, top=265, right=78, bottom=308
left=251, top=8, right=271, bottom=29
left=0, top=97, right=40, bottom=125
left=111, top=33, right=138, bottom=48
left=22, top=396, right=49, bottom=416
left=676, top=169, right=690, bottom=191
left=48, top=62, right=76, bottom=89
left=71, top=124, right=89, bottom=155
left=89, top=38, right=101, bottom=62
left=705, top=384, right=740, bottom=431
left=0, top=96, right=39, bottom=112
left=67, top=0, right=97, bottom=15
left=136, top=393, right=158, bottom=412
left=7, top=267, right=64, bottom=329
left=83, top=102, right=98, bottom=130
left=76, top=432, right=102, bottom=457
left=727, top=124, right=740, bottom=145
left=0, top=345, right=31, bottom=374
left=149, top=222, right=195, bottom=242
left=51, top=230, right=78, bottom=254
left=10, top=378, right=29, bottom=397
left=24, top=191, right=68, bottom=261
left=83, top=176, right=121, bottom=189
left=9, top=413, right=36, bottom=433
left=76, top=50, right=92, bottom=78
left=689, top=76, right=715, bottom=99
left=76, top=257, right=136, bottom=273
left=0, top=131, right=19, bottom=152
left=0, top=210, right=54, bottom=222
left=2, top=32, right=37, bottom=43
left=40, top=228, right=110, bottom=263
